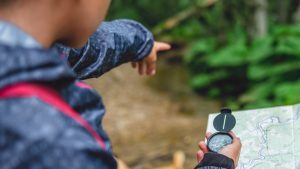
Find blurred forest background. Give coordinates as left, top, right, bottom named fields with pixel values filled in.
left=108, top=0, right=300, bottom=109
left=88, top=0, right=300, bottom=168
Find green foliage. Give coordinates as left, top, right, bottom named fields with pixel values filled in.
left=167, top=19, right=203, bottom=41
left=275, top=81, right=300, bottom=104
left=207, top=38, right=248, bottom=67
left=186, top=24, right=300, bottom=109
left=108, top=0, right=300, bottom=109
left=107, top=0, right=197, bottom=27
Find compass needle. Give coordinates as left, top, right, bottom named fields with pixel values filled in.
left=223, top=114, right=227, bottom=130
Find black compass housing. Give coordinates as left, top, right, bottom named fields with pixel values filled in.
left=207, top=108, right=236, bottom=153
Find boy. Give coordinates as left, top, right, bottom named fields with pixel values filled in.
left=0, top=0, right=241, bottom=169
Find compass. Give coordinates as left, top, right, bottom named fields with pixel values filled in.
left=207, top=108, right=236, bottom=153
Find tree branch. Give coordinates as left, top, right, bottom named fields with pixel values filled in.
left=152, top=0, right=219, bottom=36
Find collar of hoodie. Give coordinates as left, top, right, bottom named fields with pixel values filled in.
left=0, top=21, right=42, bottom=48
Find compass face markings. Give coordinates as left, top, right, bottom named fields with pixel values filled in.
left=208, top=133, right=233, bottom=152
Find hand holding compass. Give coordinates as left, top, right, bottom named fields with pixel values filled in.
left=207, top=108, right=236, bottom=153
left=197, top=108, right=241, bottom=167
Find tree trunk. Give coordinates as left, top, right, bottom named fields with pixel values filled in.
left=252, top=0, right=268, bottom=38
left=293, top=0, right=300, bottom=23
left=277, top=0, right=289, bottom=23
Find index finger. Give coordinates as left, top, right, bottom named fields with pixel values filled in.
left=229, top=131, right=241, bottom=145
left=155, top=42, right=171, bottom=51
left=228, top=131, right=237, bottom=138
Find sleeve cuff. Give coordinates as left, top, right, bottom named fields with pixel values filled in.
left=134, top=38, right=154, bottom=61
left=194, top=153, right=235, bottom=169
left=117, top=19, right=154, bottom=61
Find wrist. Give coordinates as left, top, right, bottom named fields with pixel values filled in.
left=194, top=153, right=235, bottom=169
left=134, top=38, right=154, bottom=62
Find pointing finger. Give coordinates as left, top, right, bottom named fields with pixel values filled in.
left=155, top=42, right=171, bottom=52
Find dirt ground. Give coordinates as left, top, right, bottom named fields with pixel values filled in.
left=86, top=61, right=220, bottom=169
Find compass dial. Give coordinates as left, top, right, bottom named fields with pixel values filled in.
left=207, top=132, right=233, bottom=153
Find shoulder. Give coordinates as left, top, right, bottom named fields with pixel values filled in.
left=0, top=97, right=71, bottom=138
left=0, top=97, right=117, bottom=169
left=0, top=97, right=99, bottom=144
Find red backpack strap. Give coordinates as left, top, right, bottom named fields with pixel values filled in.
left=0, top=83, right=107, bottom=151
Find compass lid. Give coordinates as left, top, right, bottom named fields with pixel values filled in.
left=220, top=107, right=232, bottom=114
left=213, top=108, right=236, bottom=132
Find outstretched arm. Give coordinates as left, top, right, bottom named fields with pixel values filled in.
left=57, top=19, right=155, bottom=80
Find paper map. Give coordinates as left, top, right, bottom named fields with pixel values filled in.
left=207, top=104, right=300, bottom=169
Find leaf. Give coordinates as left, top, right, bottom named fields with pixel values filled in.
left=208, top=88, right=221, bottom=98
left=184, top=38, right=216, bottom=64
left=239, top=82, right=274, bottom=104
left=207, top=39, right=248, bottom=67
left=274, top=81, right=300, bottom=104
left=244, top=100, right=275, bottom=109
left=247, top=65, right=267, bottom=80
left=273, top=24, right=300, bottom=37
left=191, top=71, right=228, bottom=88
left=247, top=36, right=274, bottom=63
left=274, top=36, right=300, bottom=56
left=248, top=61, right=300, bottom=80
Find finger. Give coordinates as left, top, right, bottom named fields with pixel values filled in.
left=235, top=137, right=242, bottom=146
left=232, top=136, right=242, bottom=148
left=131, top=62, right=137, bottom=68
left=228, top=131, right=241, bottom=145
left=205, top=132, right=212, bottom=139
left=138, top=61, right=144, bottom=75
left=229, top=131, right=241, bottom=145
left=155, top=42, right=171, bottom=52
left=228, top=131, right=237, bottom=138
left=146, top=61, right=156, bottom=75
left=146, top=56, right=157, bottom=76
left=196, top=150, right=204, bottom=163
left=198, top=141, right=209, bottom=153
left=198, top=141, right=203, bottom=149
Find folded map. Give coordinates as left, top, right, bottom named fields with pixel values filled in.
left=207, top=104, right=300, bottom=169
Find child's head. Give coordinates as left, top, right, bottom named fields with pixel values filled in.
left=0, top=0, right=111, bottom=48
